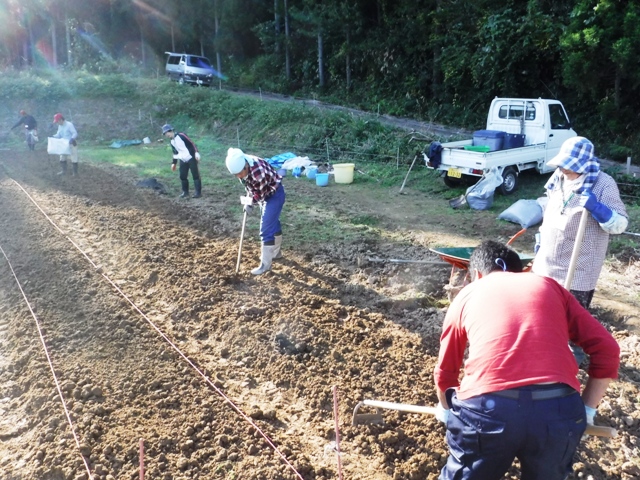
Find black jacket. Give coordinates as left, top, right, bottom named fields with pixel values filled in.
left=12, top=115, right=37, bottom=130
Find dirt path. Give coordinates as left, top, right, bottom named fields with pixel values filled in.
left=0, top=150, right=639, bottom=479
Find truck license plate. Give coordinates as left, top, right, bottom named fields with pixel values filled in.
left=447, top=168, right=462, bottom=178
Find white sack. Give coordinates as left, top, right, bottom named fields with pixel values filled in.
left=47, top=137, right=71, bottom=155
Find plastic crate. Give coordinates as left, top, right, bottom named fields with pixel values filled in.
left=463, top=145, right=491, bottom=153
left=503, top=133, right=526, bottom=149
left=473, top=130, right=505, bottom=151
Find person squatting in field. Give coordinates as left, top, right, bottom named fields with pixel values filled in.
left=434, top=240, right=620, bottom=480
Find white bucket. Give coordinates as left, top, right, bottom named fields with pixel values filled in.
left=333, top=163, right=355, bottom=184
left=143, top=137, right=151, bottom=144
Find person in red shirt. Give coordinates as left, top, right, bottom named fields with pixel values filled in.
left=225, top=148, right=285, bottom=275
left=434, top=240, right=619, bottom=480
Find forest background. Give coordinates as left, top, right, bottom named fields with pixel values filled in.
left=1, top=0, right=639, bottom=161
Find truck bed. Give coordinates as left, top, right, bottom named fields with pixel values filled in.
left=434, top=142, right=550, bottom=178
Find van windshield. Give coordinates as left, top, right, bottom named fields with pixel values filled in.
left=188, top=56, right=212, bottom=68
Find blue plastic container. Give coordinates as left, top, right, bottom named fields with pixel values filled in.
left=503, top=133, right=526, bottom=149
left=306, top=166, right=318, bottom=179
left=473, top=130, right=505, bottom=151
left=316, top=173, right=329, bottom=187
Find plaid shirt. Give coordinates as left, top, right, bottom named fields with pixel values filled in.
left=243, top=156, right=282, bottom=203
left=532, top=171, right=627, bottom=291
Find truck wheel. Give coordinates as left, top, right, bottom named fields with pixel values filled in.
left=443, top=175, right=462, bottom=188
left=499, top=167, right=518, bottom=195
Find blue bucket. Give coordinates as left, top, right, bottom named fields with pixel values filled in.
left=306, top=166, right=318, bottom=179
left=316, top=173, right=329, bottom=187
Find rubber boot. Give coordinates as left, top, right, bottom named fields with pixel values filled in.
left=273, top=234, right=283, bottom=260
left=57, top=161, right=67, bottom=175
left=72, top=163, right=78, bottom=176
left=179, top=179, right=189, bottom=198
left=192, top=179, right=202, bottom=198
left=251, top=244, right=277, bottom=275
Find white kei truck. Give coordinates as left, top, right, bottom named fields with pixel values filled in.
left=426, top=98, right=577, bottom=194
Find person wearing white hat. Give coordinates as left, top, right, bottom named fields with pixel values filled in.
left=226, top=147, right=285, bottom=275
left=532, top=136, right=628, bottom=310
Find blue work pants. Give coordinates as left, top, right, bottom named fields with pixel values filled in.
left=260, top=184, right=285, bottom=244
left=440, top=386, right=586, bottom=480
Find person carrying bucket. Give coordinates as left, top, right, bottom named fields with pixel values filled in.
left=225, top=148, right=285, bottom=275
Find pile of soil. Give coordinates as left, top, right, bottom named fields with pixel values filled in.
left=0, top=148, right=638, bottom=480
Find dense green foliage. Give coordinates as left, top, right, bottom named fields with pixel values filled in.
left=3, top=0, right=640, bottom=158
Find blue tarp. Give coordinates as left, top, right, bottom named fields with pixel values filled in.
left=265, top=152, right=297, bottom=168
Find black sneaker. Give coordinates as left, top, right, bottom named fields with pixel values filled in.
left=192, top=192, right=201, bottom=198
left=179, top=192, right=189, bottom=199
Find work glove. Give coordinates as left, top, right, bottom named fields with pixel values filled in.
left=195, top=152, right=201, bottom=162
left=585, top=405, right=596, bottom=425
left=534, top=232, right=541, bottom=255
left=435, top=402, right=449, bottom=424
left=578, top=190, right=613, bottom=224
left=69, top=139, right=77, bottom=147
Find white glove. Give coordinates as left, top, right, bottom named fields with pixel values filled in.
left=240, top=195, right=253, bottom=206
left=195, top=152, right=201, bottom=161
left=435, top=402, right=449, bottom=424
left=585, top=405, right=596, bottom=425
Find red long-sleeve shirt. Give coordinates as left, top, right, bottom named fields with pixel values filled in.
left=434, top=272, right=619, bottom=400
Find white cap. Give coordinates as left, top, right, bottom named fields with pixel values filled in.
left=225, top=148, right=247, bottom=174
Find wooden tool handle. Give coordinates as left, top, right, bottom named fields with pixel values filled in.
left=584, top=424, right=617, bottom=438
left=362, top=400, right=617, bottom=438
left=363, top=400, right=439, bottom=416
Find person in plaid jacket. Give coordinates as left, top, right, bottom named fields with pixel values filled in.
left=225, top=147, right=285, bottom=275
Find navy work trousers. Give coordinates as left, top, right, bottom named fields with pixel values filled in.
left=440, top=385, right=586, bottom=480
left=259, top=183, right=285, bottom=244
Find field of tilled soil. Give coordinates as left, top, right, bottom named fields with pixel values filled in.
left=0, top=150, right=639, bottom=480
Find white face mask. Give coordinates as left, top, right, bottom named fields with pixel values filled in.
left=562, top=172, right=586, bottom=191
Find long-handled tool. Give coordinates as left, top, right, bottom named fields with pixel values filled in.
left=352, top=399, right=617, bottom=438
left=399, top=153, right=418, bottom=194
left=235, top=210, right=248, bottom=273
left=564, top=208, right=589, bottom=290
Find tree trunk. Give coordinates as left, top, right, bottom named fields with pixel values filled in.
left=274, top=0, right=280, bottom=53
left=284, top=0, right=291, bottom=80
left=345, top=28, right=351, bottom=91
left=140, top=23, right=145, bottom=67
left=51, top=19, right=58, bottom=67
left=214, top=0, right=222, bottom=89
left=65, top=12, right=72, bottom=67
left=27, top=14, right=35, bottom=66
left=171, top=24, right=175, bottom=52
left=318, top=32, right=324, bottom=88
left=432, top=0, right=442, bottom=98
left=614, top=68, right=621, bottom=110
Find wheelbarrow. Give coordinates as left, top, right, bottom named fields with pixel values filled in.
left=429, top=228, right=533, bottom=300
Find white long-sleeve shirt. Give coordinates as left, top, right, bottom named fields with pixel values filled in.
left=53, top=121, right=78, bottom=141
